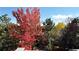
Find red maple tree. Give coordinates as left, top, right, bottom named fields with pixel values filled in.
left=10, top=8, right=44, bottom=50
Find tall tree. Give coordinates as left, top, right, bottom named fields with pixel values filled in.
left=12, top=8, right=44, bottom=50
left=42, top=18, right=55, bottom=50
left=61, top=17, right=79, bottom=50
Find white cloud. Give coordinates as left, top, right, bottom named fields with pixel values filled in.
left=52, top=15, right=73, bottom=20
left=52, top=14, right=78, bottom=25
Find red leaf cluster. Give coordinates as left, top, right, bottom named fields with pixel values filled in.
left=11, top=8, right=43, bottom=50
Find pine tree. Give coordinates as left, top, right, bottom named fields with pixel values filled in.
left=0, top=14, right=19, bottom=51
left=42, top=18, right=55, bottom=50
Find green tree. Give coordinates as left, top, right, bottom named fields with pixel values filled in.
left=0, top=14, right=19, bottom=51
left=43, top=18, right=55, bottom=50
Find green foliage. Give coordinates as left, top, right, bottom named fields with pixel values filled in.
left=43, top=18, right=55, bottom=31
left=0, top=14, right=19, bottom=51
left=43, top=18, right=55, bottom=50
left=0, top=31, right=19, bottom=51
left=0, top=14, right=11, bottom=25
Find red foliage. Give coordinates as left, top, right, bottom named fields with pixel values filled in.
left=11, top=8, right=43, bottom=50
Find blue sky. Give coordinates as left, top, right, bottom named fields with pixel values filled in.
left=0, top=7, right=79, bottom=24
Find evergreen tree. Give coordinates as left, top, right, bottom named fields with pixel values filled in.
left=43, top=18, right=55, bottom=50
left=0, top=14, right=19, bottom=51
